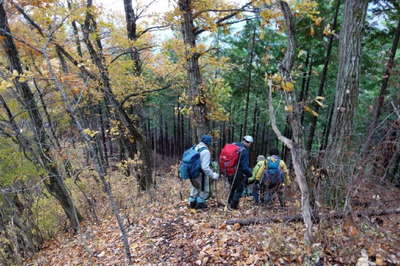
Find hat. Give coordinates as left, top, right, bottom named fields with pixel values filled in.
left=201, top=135, right=212, bottom=145
left=243, top=135, right=254, bottom=143
left=257, top=155, right=265, bottom=162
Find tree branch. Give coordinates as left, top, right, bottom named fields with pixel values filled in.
left=195, top=1, right=254, bottom=35
left=193, top=7, right=256, bottom=18
left=267, top=79, right=293, bottom=149
left=137, top=25, right=169, bottom=38
left=110, top=46, right=154, bottom=64
left=0, top=29, right=43, bottom=54
left=278, top=0, right=296, bottom=75
left=121, top=84, right=172, bottom=106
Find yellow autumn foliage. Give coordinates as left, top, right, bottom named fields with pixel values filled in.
left=304, top=105, right=319, bottom=117
left=281, top=81, right=294, bottom=92
left=285, top=105, right=293, bottom=112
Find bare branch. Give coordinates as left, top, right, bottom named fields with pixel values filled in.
left=0, top=29, right=43, bottom=54
left=219, top=17, right=257, bottom=26
left=136, top=0, right=158, bottom=18
left=137, top=25, right=169, bottom=38
left=195, top=1, right=254, bottom=35
left=121, top=84, right=172, bottom=106
left=278, top=0, right=296, bottom=75
left=110, top=46, right=154, bottom=64
left=267, top=80, right=293, bottom=149
left=193, top=6, right=256, bottom=18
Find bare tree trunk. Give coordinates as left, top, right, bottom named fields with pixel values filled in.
left=123, top=0, right=142, bottom=75
left=361, top=15, right=400, bottom=155
left=178, top=0, right=209, bottom=138
left=307, top=0, right=341, bottom=152
left=243, top=27, right=256, bottom=136
left=324, top=0, right=368, bottom=166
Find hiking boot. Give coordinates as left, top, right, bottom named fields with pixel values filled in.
left=196, top=202, right=208, bottom=209
left=229, top=202, right=239, bottom=210
left=189, top=201, right=197, bottom=209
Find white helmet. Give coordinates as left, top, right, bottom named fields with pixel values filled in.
left=243, top=135, right=254, bottom=143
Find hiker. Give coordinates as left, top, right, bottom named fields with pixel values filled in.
left=188, top=135, right=219, bottom=209
left=248, top=155, right=266, bottom=203
left=220, top=135, right=253, bottom=210
left=249, top=148, right=290, bottom=207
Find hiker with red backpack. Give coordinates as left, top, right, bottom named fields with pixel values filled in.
left=248, top=148, right=290, bottom=207
left=219, top=135, right=254, bottom=210
left=179, top=135, right=219, bottom=209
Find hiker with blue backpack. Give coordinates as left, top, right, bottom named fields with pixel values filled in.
left=179, top=135, right=219, bottom=209
left=219, top=135, right=254, bottom=210
left=248, top=148, right=290, bottom=207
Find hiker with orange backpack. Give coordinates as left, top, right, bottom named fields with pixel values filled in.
left=248, top=148, right=290, bottom=207
left=219, top=136, right=253, bottom=210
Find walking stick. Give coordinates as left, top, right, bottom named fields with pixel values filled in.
left=224, top=151, right=243, bottom=212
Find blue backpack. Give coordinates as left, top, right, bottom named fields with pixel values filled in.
left=179, top=146, right=207, bottom=180
left=261, top=156, right=284, bottom=186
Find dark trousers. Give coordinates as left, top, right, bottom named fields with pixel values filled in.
left=227, top=172, right=247, bottom=209
left=253, top=182, right=285, bottom=207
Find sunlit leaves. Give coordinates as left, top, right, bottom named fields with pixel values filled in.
left=285, top=105, right=293, bottom=112
left=323, top=23, right=335, bottom=36
left=314, top=96, right=326, bottom=108
left=83, top=128, right=99, bottom=138
left=303, top=105, right=318, bottom=116
left=281, top=81, right=294, bottom=92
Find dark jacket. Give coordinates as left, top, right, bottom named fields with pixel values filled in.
left=234, top=142, right=252, bottom=177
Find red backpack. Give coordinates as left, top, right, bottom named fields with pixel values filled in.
left=219, top=144, right=241, bottom=176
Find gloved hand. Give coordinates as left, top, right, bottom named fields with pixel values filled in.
left=212, top=173, right=219, bottom=180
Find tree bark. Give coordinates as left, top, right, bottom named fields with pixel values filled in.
left=361, top=15, right=400, bottom=155
left=242, top=27, right=256, bottom=136
left=178, top=0, right=209, bottom=138
left=324, top=0, right=368, bottom=166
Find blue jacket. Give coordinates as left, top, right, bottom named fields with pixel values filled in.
left=234, top=142, right=252, bottom=177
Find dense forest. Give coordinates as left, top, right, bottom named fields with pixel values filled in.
left=0, top=0, right=399, bottom=264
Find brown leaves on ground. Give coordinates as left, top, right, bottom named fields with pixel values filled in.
left=25, top=170, right=400, bottom=265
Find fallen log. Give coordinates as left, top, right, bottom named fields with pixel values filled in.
left=226, top=208, right=400, bottom=226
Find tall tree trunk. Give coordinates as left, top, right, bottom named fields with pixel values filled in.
left=178, top=0, right=209, bottom=138
left=307, top=0, right=341, bottom=153
left=361, top=15, right=400, bottom=155
left=0, top=3, right=81, bottom=231
left=243, top=27, right=257, bottom=136
left=82, top=0, right=152, bottom=190
left=123, top=0, right=142, bottom=75
left=324, top=0, right=368, bottom=166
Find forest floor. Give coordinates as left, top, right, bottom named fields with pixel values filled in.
left=25, top=162, right=400, bottom=265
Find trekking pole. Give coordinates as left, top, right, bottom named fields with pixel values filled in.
left=224, top=151, right=243, bottom=212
